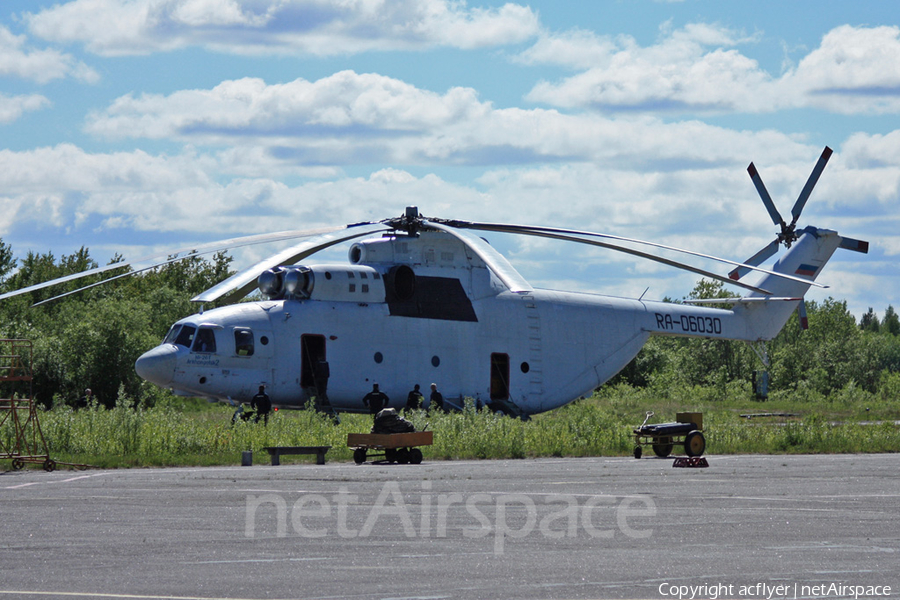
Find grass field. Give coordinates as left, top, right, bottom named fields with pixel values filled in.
left=0, top=385, right=900, bottom=469
left=3, top=382, right=899, bottom=470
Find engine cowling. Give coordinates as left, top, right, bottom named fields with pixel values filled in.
left=257, top=264, right=386, bottom=302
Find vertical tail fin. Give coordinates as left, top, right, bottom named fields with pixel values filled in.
left=738, top=227, right=842, bottom=339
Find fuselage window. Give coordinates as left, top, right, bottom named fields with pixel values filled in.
left=174, top=325, right=196, bottom=348
left=193, top=328, right=216, bottom=353
left=235, top=329, right=254, bottom=357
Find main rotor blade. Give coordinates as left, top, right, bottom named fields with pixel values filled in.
left=452, top=221, right=825, bottom=289
left=747, top=162, right=785, bottom=228
left=422, top=220, right=533, bottom=293
left=790, top=146, right=832, bottom=225
left=798, top=298, right=809, bottom=330
left=728, top=238, right=780, bottom=281
left=193, top=223, right=392, bottom=303
left=460, top=225, right=774, bottom=295
left=32, top=251, right=210, bottom=307
left=0, top=225, right=349, bottom=303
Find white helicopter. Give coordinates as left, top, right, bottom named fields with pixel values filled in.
left=4, top=148, right=867, bottom=416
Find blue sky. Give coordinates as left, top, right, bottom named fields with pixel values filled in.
left=2, top=0, right=899, bottom=320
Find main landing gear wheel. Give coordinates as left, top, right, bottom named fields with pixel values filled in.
left=684, top=430, right=706, bottom=457
left=353, top=448, right=367, bottom=464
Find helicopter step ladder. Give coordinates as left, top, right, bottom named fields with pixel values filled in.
left=0, top=339, right=56, bottom=472
left=315, top=395, right=341, bottom=423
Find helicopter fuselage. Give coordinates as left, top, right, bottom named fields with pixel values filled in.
left=135, top=225, right=843, bottom=416
left=134, top=230, right=772, bottom=415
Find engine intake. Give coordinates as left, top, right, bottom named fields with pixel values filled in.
left=258, top=264, right=385, bottom=302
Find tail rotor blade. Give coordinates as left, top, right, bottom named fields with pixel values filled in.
left=839, top=235, right=869, bottom=254
left=790, top=146, right=832, bottom=225
left=748, top=162, right=784, bottom=227
left=798, top=299, right=809, bottom=330
left=728, top=238, right=780, bottom=281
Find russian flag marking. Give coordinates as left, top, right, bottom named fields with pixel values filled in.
left=795, top=263, right=818, bottom=277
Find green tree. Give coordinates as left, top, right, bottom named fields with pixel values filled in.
left=1, top=244, right=235, bottom=406
left=860, top=307, right=880, bottom=333
left=883, top=305, right=900, bottom=336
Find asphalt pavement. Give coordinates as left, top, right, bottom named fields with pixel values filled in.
left=1, top=453, right=898, bottom=600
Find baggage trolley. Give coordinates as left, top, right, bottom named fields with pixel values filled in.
left=348, top=431, right=433, bottom=464
left=633, top=411, right=705, bottom=459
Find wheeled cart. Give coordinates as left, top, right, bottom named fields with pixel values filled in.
left=633, top=411, right=705, bottom=459
left=348, top=431, right=433, bottom=464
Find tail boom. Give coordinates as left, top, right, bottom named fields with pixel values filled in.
left=645, top=227, right=842, bottom=343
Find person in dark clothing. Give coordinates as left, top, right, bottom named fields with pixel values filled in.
left=362, top=383, right=389, bottom=416
left=75, top=388, right=92, bottom=410
left=405, top=384, right=424, bottom=411
left=429, top=383, right=444, bottom=412
left=313, top=359, right=330, bottom=404
left=251, top=385, right=272, bottom=424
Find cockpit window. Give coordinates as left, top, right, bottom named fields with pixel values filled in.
left=192, top=328, right=216, bottom=353
left=234, top=329, right=254, bottom=357
left=174, top=325, right=196, bottom=348
left=163, top=325, right=181, bottom=345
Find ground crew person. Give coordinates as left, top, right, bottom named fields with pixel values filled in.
left=429, top=383, right=444, bottom=412
left=405, top=384, right=424, bottom=411
left=362, top=383, right=389, bottom=416
left=251, top=384, right=271, bottom=425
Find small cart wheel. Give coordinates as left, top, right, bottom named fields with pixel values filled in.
left=633, top=446, right=642, bottom=459
left=43, top=459, right=56, bottom=472
left=396, top=448, right=410, bottom=464
left=12, top=458, right=25, bottom=471
left=409, top=448, right=423, bottom=464
left=652, top=437, right=673, bottom=457
left=385, top=448, right=398, bottom=463
left=684, top=430, right=706, bottom=457
left=353, top=448, right=367, bottom=464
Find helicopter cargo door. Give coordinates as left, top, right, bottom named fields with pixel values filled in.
left=300, top=334, right=326, bottom=391
left=490, top=353, right=510, bottom=401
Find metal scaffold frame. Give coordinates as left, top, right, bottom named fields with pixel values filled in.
left=0, top=339, right=56, bottom=471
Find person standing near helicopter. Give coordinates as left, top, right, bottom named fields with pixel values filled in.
left=251, top=384, right=271, bottom=424
left=429, top=383, right=445, bottom=412
left=362, top=383, right=389, bottom=416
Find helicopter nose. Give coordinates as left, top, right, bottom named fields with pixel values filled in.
left=135, top=345, right=177, bottom=387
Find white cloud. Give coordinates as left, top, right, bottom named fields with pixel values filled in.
left=0, top=133, right=894, bottom=318
left=86, top=72, right=489, bottom=139
left=0, top=24, right=98, bottom=83
left=785, top=25, right=900, bottom=114
left=26, top=0, right=540, bottom=57
left=84, top=70, right=816, bottom=172
left=0, top=93, right=50, bottom=123
left=523, top=23, right=900, bottom=116
left=523, top=23, right=774, bottom=113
